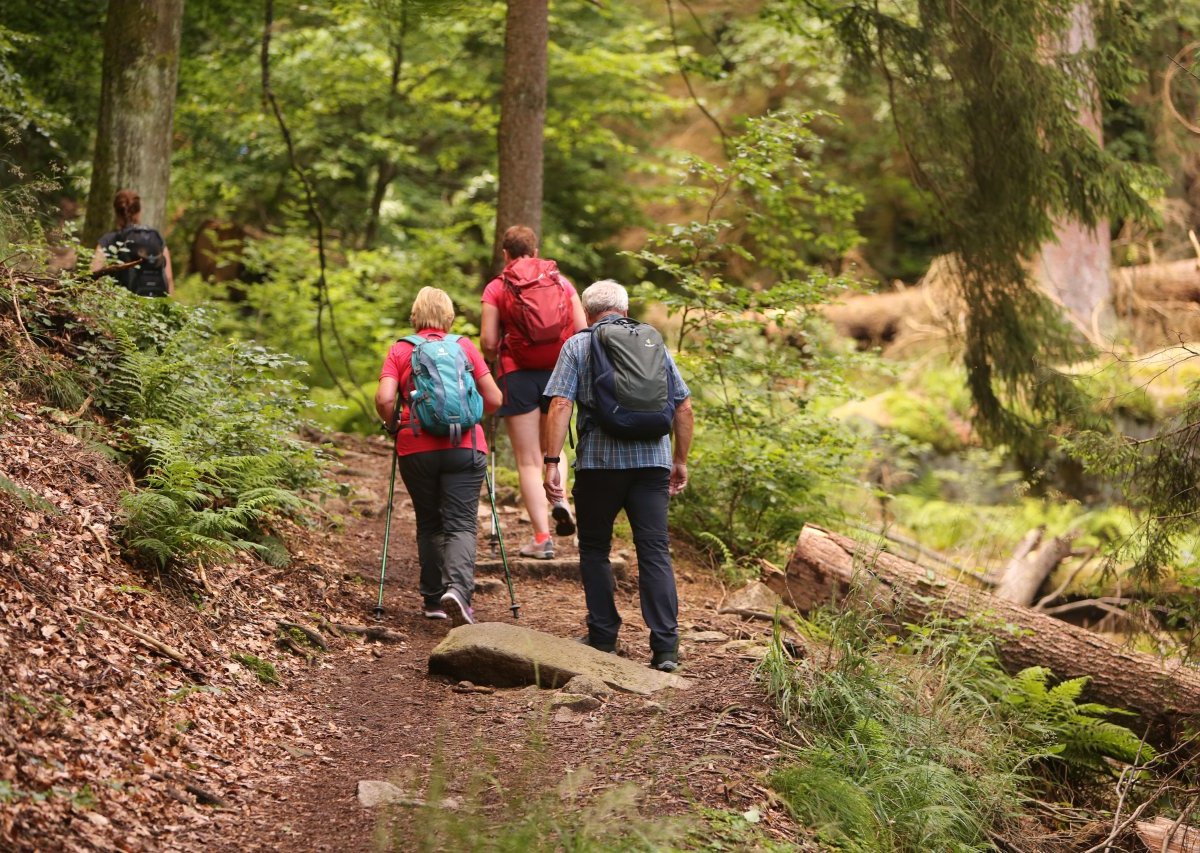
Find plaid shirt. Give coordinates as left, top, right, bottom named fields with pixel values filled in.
left=543, top=315, right=690, bottom=470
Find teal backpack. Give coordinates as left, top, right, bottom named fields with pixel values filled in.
left=402, top=334, right=484, bottom=446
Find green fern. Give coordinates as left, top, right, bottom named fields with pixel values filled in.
left=999, top=666, right=1153, bottom=769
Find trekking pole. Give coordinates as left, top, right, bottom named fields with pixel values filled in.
left=484, top=466, right=520, bottom=619
left=486, top=413, right=500, bottom=555
left=374, top=396, right=402, bottom=621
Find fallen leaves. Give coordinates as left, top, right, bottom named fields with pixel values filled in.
left=0, top=397, right=378, bottom=851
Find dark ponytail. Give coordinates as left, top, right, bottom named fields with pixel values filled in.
left=113, top=189, right=141, bottom=229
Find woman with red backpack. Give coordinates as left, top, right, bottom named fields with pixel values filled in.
left=481, top=225, right=586, bottom=559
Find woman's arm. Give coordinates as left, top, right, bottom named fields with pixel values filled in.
left=376, top=376, right=400, bottom=426
left=477, top=372, right=503, bottom=413
left=90, top=246, right=106, bottom=274
left=569, top=288, right=586, bottom=332
left=163, top=246, right=176, bottom=296
left=481, top=301, right=501, bottom=362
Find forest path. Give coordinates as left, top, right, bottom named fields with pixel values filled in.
left=184, top=436, right=800, bottom=851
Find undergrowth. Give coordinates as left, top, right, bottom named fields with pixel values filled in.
left=382, top=721, right=688, bottom=852
left=1, top=260, right=325, bottom=570
left=760, top=606, right=1154, bottom=851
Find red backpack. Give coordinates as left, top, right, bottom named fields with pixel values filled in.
left=499, top=256, right=573, bottom=370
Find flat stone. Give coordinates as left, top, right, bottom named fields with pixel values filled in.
left=474, top=557, right=627, bottom=583
left=472, top=578, right=505, bottom=594
left=562, top=674, right=611, bottom=698
left=682, top=629, right=729, bottom=643
left=718, top=582, right=784, bottom=617
left=551, top=692, right=602, bottom=711
left=429, top=623, right=690, bottom=695
left=357, top=780, right=461, bottom=810
left=357, top=780, right=419, bottom=808
left=719, top=639, right=770, bottom=660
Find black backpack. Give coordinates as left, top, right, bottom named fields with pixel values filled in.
left=583, top=317, right=677, bottom=440
left=112, top=225, right=168, bottom=297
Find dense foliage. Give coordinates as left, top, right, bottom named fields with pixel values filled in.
left=1, top=262, right=324, bottom=570
left=763, top=607, right=1156, bottom=851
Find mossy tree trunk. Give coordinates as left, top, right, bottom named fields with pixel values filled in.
left=83, top=0, right=184, bottom=245
left=492, top=0, right=547, bottom=270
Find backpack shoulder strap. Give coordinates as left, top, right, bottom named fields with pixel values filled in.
left=401, top=334, right=425, bottom=347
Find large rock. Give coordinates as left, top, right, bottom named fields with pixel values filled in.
left=429, top=623, right=690, bottom=695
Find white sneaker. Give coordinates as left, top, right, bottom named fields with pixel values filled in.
left=518, top=538, right=555, bottom=559
left=439, top=589, right=475, bottom=626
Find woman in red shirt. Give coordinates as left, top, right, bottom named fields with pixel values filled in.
left=376, top=287, right=502, bottom=625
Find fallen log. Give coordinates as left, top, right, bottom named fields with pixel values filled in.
left=766, top=525, right=1200, bottom=734
left=1135, top=817, right=1200, bottom=853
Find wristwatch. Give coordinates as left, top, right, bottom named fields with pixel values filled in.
left=543, top=456, right=560, bottom=465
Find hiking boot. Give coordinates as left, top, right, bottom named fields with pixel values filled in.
left=577, top=635, right=617, bottom=654
left=422, top=606, right=448, bottom=620
left=551, top=502, right=576, bottom=537
left=440, top=588, right=476, bottom=627
left=519, top=538, right=555, bottom=559
left=650, top=649, right=680, bottom=673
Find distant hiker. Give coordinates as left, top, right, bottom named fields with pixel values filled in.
left=481, top=224, right=586, bottom=559
left=541, top=279, right=694, bottom=672
left=90, top=189, right=175, bottom=297
left=376, top=287, right=503, bottom=625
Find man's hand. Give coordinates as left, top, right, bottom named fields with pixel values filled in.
left=668, top=461, right=688, bottom=496
left=543, top=463, right=565, bottom=504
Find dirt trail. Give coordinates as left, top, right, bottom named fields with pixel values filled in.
left=182, top=438, right=801, bottom=851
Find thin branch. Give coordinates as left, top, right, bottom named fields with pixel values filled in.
left=665, top=0, right=729, bottom=155
left=261, top=0, right=374, bottom=422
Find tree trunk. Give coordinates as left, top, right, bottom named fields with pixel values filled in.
left=83, top=0, right=184, bottom=245
left=994, top=531, right=1074, bottom=606
left=1036, top=3, right=1110, bottom=331
left=767, top=525, right=1200, bottom=736
left=492, top=0, right=548, bottom=270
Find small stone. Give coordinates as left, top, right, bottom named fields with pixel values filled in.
left=553, top=706, right=584, bottom=723
left=457, top=680, right=475, bottom=689
left=682, top=630, right=729, bottom=643
left=681, top=572, right=695, bottom=583
left=371, top=648, right=384, bottom=659
left=473, top=578, right=504, bottom=594
left=551, top=692, right=602, bottom=712
left=719, top=639, right=770, bottom=660
left=644, top=701, right=665, bottom=713
left=357, top=780, right=415, bottom=808
left=562, top=675, right=611, bottom=699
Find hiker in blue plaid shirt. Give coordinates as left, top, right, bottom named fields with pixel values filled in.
left=541, top=280, right=694, bottom=673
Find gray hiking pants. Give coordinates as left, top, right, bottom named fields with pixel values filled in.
left=398, top=448, right=486, bottom=608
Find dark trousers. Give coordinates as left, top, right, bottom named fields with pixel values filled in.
left=573, top=467, right=678, bottom=653
left=398, top=449, right=486, bottom=607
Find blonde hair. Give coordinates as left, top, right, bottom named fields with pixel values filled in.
left=409, top=286, right=455, bottom=331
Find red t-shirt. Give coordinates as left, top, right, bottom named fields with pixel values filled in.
left=482, top=267, right=577, bottom=378
left=379, top=330, right=490, bottom=457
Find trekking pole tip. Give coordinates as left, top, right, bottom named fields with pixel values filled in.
left=373, top=606, right=385, bottom=622
left=510, top=603, right=520, bottom=619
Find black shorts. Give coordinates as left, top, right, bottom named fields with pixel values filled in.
left=498, top=369, right=552, bottom=417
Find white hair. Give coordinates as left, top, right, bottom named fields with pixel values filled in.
left=581, top=279, right=629, bottom=317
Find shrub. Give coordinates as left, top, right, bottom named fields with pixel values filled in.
left=761, top=607, right=1153, bottom=850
